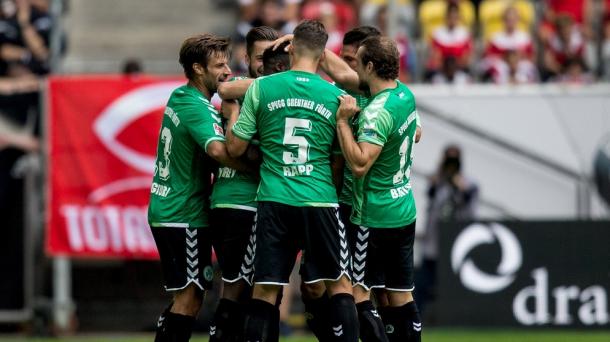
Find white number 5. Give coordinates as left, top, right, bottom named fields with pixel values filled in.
left=282, top=118, right=311, bottom=164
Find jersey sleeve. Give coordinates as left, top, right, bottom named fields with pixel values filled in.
left=357, top=106, right=393, bottom=147
left=415, top=110, right=422, bottom=128
left=231, top=79, right=259, bottom=141
left=182, top=105, right=226, bottom=152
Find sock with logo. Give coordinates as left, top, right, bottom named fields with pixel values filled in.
left=379, top=301, right=422, bottom=342
left=154, top=311, right=196, bottom=342
left=302, top=292, right=332, bottom=341
left=328, top=293, right=359, bottom=342
left=356, top=300, right=389, bottom=342
left=209, top=298, right=243, bottom=342
left=243, top=298, right=280, bottom=342
left=154, top=302, right=173, bottom=342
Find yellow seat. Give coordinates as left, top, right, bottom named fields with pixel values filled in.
left=479, top=0, right=535, bottom=41
left=419, top=0, right=475, bottom=40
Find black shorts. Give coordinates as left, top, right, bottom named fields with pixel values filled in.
left=151, top=226, right=214, bottom=291
left=352, top=221, right=416, bottom=291
left=209, top=208, right=256, bottom=283
left=339, top=203, right=359, bottom=259
left=249, top=201, right=351, bottom=285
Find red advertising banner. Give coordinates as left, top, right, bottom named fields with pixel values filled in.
left=46, top=76, right=184, bottom=259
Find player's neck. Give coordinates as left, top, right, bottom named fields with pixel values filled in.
left=369, top=78, right=397, bottom=97
left=290, top=57, right=319, bottom=74
left=188, top=79, right=212, bottom=100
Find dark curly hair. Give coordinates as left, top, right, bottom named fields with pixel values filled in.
left=359, top=36, right=399, bottom=81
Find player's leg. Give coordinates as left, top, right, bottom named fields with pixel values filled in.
left=377, top=223, right=422, bottom=342
left=354, top=226, right=389, bottom=342
left=301, top=280, right=331, bottom=340
left=302, top=206, right=358, bottom=342
left=151, top=226, right=213, bottom=342
left=209, top=208, right=255, bottom=342
left=243, top=202, right=300, bottom=342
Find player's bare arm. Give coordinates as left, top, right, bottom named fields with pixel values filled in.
left=206, top=140, right=253, bottom=173
left=320, top=48, right=360, bottom=92
left=272, top=33, right=360, bottom=93
left=336, top=95, right=382, bottom=178
left=217, top=78, right=254, bottom=100
left=222, top=100, right=250, bottom=158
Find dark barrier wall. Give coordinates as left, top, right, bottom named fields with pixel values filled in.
left=437, top=221, right=610, bottom=328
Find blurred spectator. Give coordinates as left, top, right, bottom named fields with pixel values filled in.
left=0, top=0, right=51, bottom=77
left=553, top=56, right=594, bottom=84
left=425, top=2, right=472, bottom=81
left=360, top=0, right=415, bottom=38
left=0, top=114, right=38, bottom=152
left=301, top=1, right=346, bottom=54
left=431, top=56, right=472, bottom=84
left=539, top=0, right=593, bottom=45
left=375, top=4, right=416, bottom=82
left=122, top=58, right=143, bottom=77
left=237, top=0, right=300, bottom=38
left=485, top=6, right=534, bottom=60
left=542, top=15, right=587, bottom=81
left=419, top=0, right=476, bottom=39
left=484, top=50, right=539, bottom=84
left=480, top=6, right=538, bottom=84
left=302, top=0, right=357, bottom=33
left=478, top=0, right=535, bottom=42
left=415, top=145, right=479, bottom=314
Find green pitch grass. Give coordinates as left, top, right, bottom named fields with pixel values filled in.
left=2, top=329, right=609, bottom=342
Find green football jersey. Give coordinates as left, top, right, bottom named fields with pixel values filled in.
left=232, top=70, right=344, bottom=207
left=351, top=81, right=418, bottom=228
left=210, top=76, right=258, bottom=211
left=148, top=84, right=225, bottom=228
left=338, top=90, right=371, bottom=205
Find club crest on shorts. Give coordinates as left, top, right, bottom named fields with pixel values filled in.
left=204, top=265, right=214, bottom=281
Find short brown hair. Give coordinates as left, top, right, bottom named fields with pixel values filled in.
left=359, top=36, right=399, bottom=80
left=293, top=20, right=328, bottom=58
left=179, top=34, right=231, bottom=80
left=246, top=26, right=279, bottom=56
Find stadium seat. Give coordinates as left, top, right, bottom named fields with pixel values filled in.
left=419, top=0, right=475, bottom=39
left=479, top=0, right=535, bottom=41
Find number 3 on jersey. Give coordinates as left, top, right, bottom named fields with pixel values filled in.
left=282, top=118, right=311, bottom=164
left=156, top=126, right=172, bottom=180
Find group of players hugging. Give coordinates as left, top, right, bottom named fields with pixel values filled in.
left=148, top=19, right=423, bottom=342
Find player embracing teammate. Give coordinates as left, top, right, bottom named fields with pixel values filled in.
left=148, top=19, right=422, bottom=342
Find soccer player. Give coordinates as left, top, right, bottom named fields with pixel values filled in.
left=217, top=26, right=279, bottom=101
left=336, top=36, right=422, bottom=342
left=207, top=26, right=279, bottom=342
left=147, top=34, right=252, bottom=342
left=225, top=20, right=358, bottom=342
left=262, top=41, right=291, bottom=75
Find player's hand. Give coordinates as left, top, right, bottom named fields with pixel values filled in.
left=337, top=95, right=359, bottom=121
left=220, top=99, right=239, bottom=120
left=415, top=126, right=422, bottom=143
left=271, top=34, right=294, bottom=51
